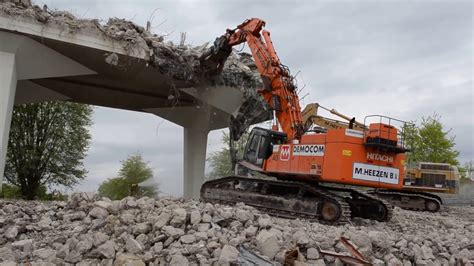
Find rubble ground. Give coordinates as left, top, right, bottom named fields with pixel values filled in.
left=0, top=194, right=473, bottom=265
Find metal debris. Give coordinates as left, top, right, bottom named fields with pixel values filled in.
left=340, top=236, right=370, bottom=263
left=284, top=248, right=300, bottom=266
left=237, top=245, right=273, bottom=266
left=319, top=236, right=371, bottom=265
left=319, top=249, right=370, bottom=265
left=215, top=217, right=235, bottom=227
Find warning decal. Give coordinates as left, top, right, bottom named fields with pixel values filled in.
left=345, top=129, right=364, bottom=138
left=272, top=145, right=280, bottom=152
left=353, top=163, right=399, bottom=184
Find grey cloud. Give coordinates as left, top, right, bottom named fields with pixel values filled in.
left=204, top=0, right=472, bottom=102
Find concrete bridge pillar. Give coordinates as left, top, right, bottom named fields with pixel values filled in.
left=147, top=105, right=225, bottom=199
left=0, top=31, right=95, bottom=194
left=0, top=51, right=17, bottom=193
left=183, top=128, right=209, bottom=199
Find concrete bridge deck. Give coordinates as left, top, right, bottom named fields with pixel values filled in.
left=0, top=1, right=264, bottom=198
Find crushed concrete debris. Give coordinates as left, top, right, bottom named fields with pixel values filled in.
left=0, top=1, right=271, bottom=127
left=1, top=194, right=473, bottom=265
left=104, top=53, right=119, bottom=66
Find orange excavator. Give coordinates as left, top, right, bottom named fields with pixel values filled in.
left=199, top=18, right=411, bottom=224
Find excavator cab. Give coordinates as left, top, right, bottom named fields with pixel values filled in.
left=243, top=127, right=287, bottom=168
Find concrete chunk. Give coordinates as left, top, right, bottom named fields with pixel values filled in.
left=170, top=254, right=189, bottom=266
left=256, top=228, right=281, bottom=259
left=4, top=226, right=18, bottom=240
left=98, top=240, right=115, bottom=259
left=114, top=254, right=145, bottom=266
left=218, top=245, right=239, bottom=264
left=170, top=208, right=187, bottom=227
left=125, top=238, right=144, bottom=253
left=88, top=207, right=109, bottom=219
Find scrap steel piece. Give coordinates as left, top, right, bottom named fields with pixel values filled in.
left=319, top=236, right=371, bottom=265
left=237, top=245, right=273, bottom=266
left=283, top=248, right=299, bottom=266
left=319, top=249, right=371, bottom=265
left=340, top=236, right=370, bottom=263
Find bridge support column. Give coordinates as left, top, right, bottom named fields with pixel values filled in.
left=0, top=51, right=17, bottom=194
left=0, top=32, right=95, bottom=195
left=183, top=128, right=209, bottom=199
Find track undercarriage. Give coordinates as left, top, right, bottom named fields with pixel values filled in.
left=200, top=175, right=393, bottom=225
left=370, top=189, right=442, bottom=212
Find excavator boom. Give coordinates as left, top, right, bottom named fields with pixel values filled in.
left=201, top=18, right=304, bottom=141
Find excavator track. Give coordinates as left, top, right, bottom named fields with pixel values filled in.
left=201, top=176, right=351, bottom=225
left=201, top=174, right=394, bottom=224
left=370, top=189, right=442, bottom=212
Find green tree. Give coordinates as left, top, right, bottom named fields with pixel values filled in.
left=4, top=102, right=93, bottom=200
left=208, top=130, right=250, bottom=178
left=405, top=114, right=460, bottom=166
left=1, top=183, right=21, bottom=199
left=98, top=154, right=158, bottom=200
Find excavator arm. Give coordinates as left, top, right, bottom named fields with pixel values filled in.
left=200, top=18, right=305, bottom=141
left=301, top=103, right=367, bottom=131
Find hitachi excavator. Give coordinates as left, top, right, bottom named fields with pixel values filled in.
left=199, top=18, right=411, bottom=224
left=302, top=103, right=460, bottom=212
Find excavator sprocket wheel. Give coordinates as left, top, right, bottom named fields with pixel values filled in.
left=425, top=200, right=441, bottom=212
left=321, top=202, right=341, bottom=222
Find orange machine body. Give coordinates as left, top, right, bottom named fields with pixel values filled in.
left=264, top=127, right=406, bottom=189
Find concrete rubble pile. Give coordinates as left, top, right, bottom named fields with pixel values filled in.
left=0, top=0, right=271, bottom=127
left=1, top=194, right=473, bottom=265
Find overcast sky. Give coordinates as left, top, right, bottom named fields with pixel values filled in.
left=39, top=0, right=473, bottom=196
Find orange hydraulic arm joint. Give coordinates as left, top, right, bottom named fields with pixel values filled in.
left=201, top=18, right=305, bottom=141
